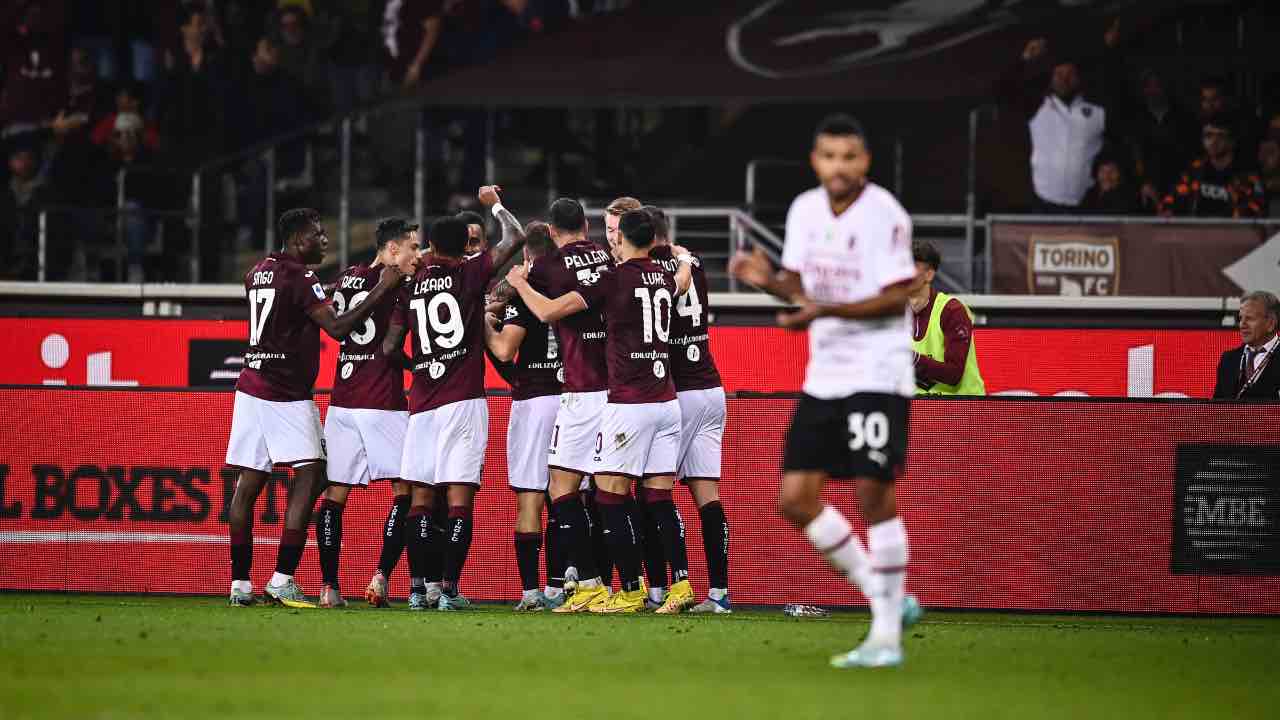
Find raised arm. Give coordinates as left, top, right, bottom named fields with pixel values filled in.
left=728, top=246, right=804, bottom=303
left=478, top=185, right=527, bottom=274
left=668, top=244, right=695, bottom=297
left=506, top=263, right=587, bottom=323
left=307, top=265, right=404, bottom=341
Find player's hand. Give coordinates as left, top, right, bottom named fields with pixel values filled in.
left=776, top=300, right=820, bottom=331
left=403, top=62, right=422, bottom=88
left=478, top=185, right=502, bottom=207
left=670, top=244, right=691, bottom=257
left=728, top=246, right=774, bottom=288
left=1103, top=18, right=1121, bottom=48
left=1022, top=37, right=1047, bottom=62
left=378, top=263, right=406, bottom=287
left=506, top=262, right=529, bottom=288
left=484, top=311, right=499, bottom=330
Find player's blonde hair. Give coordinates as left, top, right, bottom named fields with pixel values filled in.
left=605, top=197, right=642, bottom=216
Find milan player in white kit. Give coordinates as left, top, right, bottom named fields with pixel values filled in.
left=508, top=209, right=693, bottom=613
left=384, top=200, right=524, bottom=610
left=225, top=208, right=404, bottom=607
left=314, top=218, right=421, bottom=608
left=730, top=114, right=923, bottom=667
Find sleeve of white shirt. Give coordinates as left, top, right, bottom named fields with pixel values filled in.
left=877, top=207, right=916, bottom=290
left=780, top=195, right=804, bottom=272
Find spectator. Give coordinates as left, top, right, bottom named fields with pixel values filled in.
left=1162, top=115, right=1264, bottom=218
left=231, top=36, right=310, bottom=249
left=157, top=3, right=229, bottom=167
left=1129, top=69, right=1197, bottom=207
left=1198, top=77, right=1230, bottom=125
left=318, top=0, right=386, bottom=115
left=1080, top=155, right=1144, bottom=215
left=0, top=1, right=67, bottom=138
left=1259, top=138, right=1280, bottom=217
left=106, top=112, right=168, bottom=282
left=91, top=80, right=161, bottom=151
left=1213, top=291, right=1280, bottom=400
left=271, top=6, right=328, bottom=111
left=0, top=140, right=56, bottom=278
left=384, top=1, right=445, bottom=89
left=1005, top=36, right=1111, bottom=212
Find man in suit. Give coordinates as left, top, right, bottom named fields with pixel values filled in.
left=1214, top=291, right=1280, bottom=400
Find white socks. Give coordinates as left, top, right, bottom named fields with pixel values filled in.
left=648, top=587, right=667, bottom=603
left=268, top=572, right=292, bottom=587
left=866, top=516, right=909, bottom=648
left=804, top=505, right=873, bottom=595
left=231, top=580, right=252, bottom=594
left=708, top=588, right=728, bottom=601
left=543, top=586, right=564, bottom=599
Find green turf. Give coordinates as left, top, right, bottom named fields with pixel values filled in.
left=1, top=594, right=1277, bottom=720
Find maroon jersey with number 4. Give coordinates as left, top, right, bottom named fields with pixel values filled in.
left=329, top=263, right=407, bottom=411
left=502, top=291, right=563, bottom=401
left=577, top=258, right=677, bottom=404
left=528, top=239, right=612, bottom=393
left=394, top=252, right=493, bottom=414
left=648, top=245, right=722, bottom=392
left=236, top=252, right=328, bottom=402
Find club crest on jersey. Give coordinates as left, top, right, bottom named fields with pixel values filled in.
left=556, top=368, right=565, bottom=383
left=503, top=305, right=519, bottom=321
left=311, top=283, right=325, bottom=300
left=429, top=361, right=445, bottom=379
left=340, top=362, right=354, bottom=379
left=653, top=360, right=665, bottom=379
left=687, top=345, right=701, bottom=362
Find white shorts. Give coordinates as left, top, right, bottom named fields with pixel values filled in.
left=547, top=390, right=608, bottom=476
left=507, top=394, right=560, bottom=492
left=324, top=406, right=409, bottom=486
left=225, top=390, right=326, bottom=472
left=593, top=400, right=681, bottom=479
left=677, top=387, right=726, bottom=482
left=399, top=397, right=488, bottom=487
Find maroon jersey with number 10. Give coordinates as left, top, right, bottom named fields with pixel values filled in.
left=236, top=252, right=328, bottom=402
left=577, top=258, right=677, bottom=404
left=329, top=263, right=407, bottom=411
left=648, top=245, right=722, bottom=392
left=394, top=252, right=493, bottom=414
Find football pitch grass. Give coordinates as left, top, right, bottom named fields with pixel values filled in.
left=1, top=594, right=1276, bottom=719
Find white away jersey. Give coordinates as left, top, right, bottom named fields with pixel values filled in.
left=781, top=184, right=916, bottom=399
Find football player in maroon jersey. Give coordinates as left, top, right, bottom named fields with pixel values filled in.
left=225, top=208, right=405, bottom=607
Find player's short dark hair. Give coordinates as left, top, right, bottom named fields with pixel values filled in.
left=178, top=3, right=206, bottom=27
left=815, top=113, right=866, bottom=143
left=456, top=210, right=485, bottom=231
left=549, top=198, right=586, bottom=233
left=1200, top=75, right=1229, bottom=93
left=619, top=210, right=655, bottom=250
left=375, top=217, right=419, bottom=250
left=430, top=216, right=468, bottom=257
left=640, top=204, right=669, bottom=241
left=525, top=221, right=554, bottom=258
left=115, top=78, right=146, bottom=104
left=912, top=240, right=941, bottom=271
left=277, top=208, right=320, bottom=245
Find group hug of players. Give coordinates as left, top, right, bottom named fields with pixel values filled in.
left=223, top=188, right=732, bottom=615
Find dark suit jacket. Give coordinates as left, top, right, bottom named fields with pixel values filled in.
left=1213, top=343, right=1280, bottom=400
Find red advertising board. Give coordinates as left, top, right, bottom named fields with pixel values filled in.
left=2, top=389, right=1278, bottom=613
left=0, top=318, right=1243, bottom=398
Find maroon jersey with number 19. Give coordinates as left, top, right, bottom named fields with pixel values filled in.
left=648, top=245, right=722, bottom=392
left=329, top=263, right=407, bottom=411
left=528, top=239, right=612, bottom=393
left=236, top=252, right=328, bottom=402
left=577, top=259, right=677, bottom=404
left=394, top=252, right=493, bottom=414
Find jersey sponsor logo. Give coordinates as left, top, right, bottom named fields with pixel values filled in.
left=1028, top=235, right=1120, bottom=296
left=503, top=305, right=519, bottom=321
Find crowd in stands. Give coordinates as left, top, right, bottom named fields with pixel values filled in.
left=0, top=0, right=614, bottom=281
left=1005, top=20, right=1278, bottom=219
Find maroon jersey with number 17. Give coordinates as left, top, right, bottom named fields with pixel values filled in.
left=648, top=245, right=722, bottom=392
left=394, top=252, right=493, bottom=414
left=577, top=258, right=677, bottom=404
left=236, top=252, right=328, bottom=402
left=329, top=263, right=407, bottom=411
